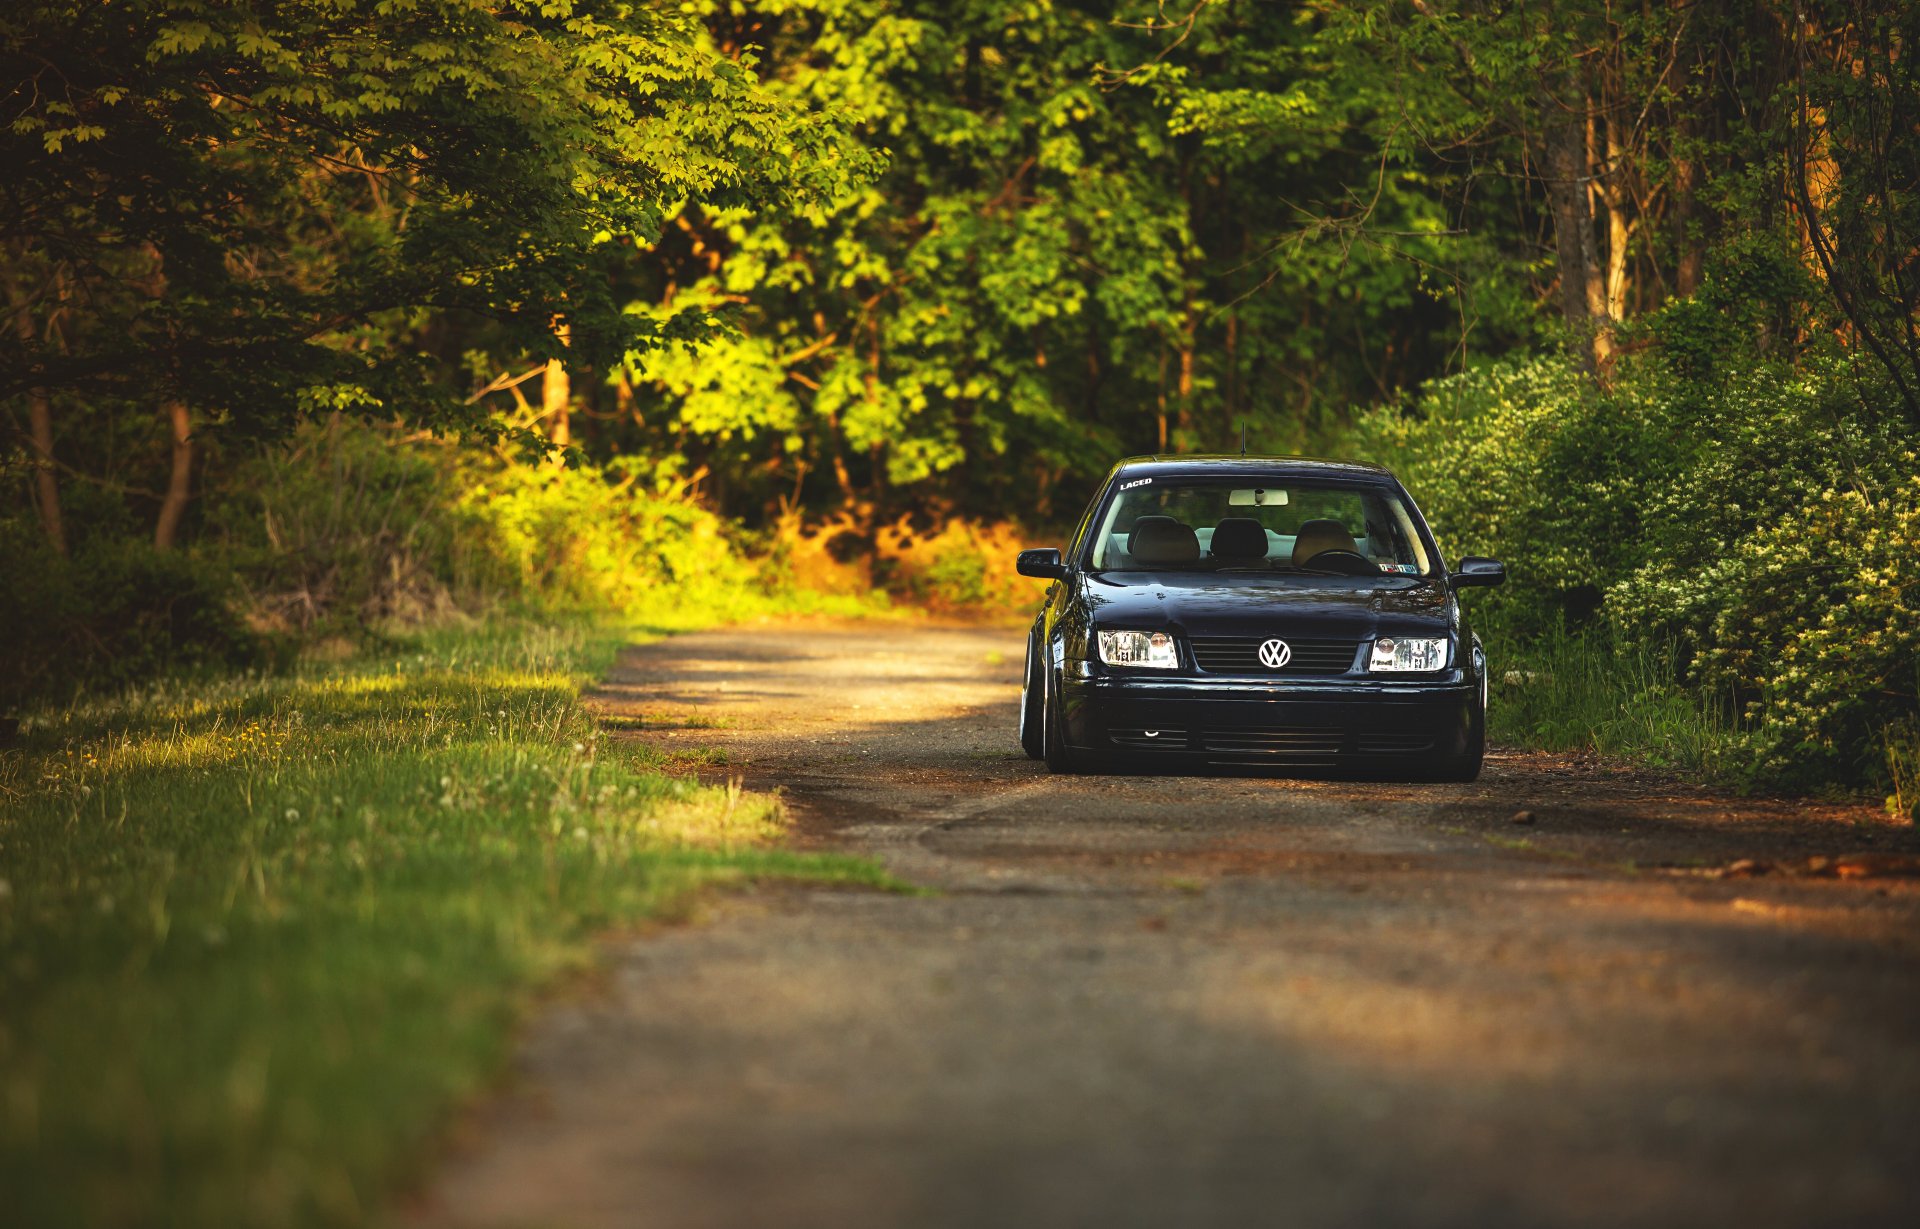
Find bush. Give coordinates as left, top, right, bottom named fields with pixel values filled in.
left=1678, top=476, right=1920, bottom=787
left=1350, top=346, right=1920, bottom=802
left=213, top=421, right=874, bottom=636
left=874, top=515, right=1034, bottom=617
left=209, top=422, right=481, bottom=631
left=452, top=453, right=767, bottom=624
left=1349, top=353, right=1675, bottom=635
left=5, top=420, right=875, bottom=709
left=0, top=524, right=270, bottom=708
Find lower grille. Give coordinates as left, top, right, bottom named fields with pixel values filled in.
left=1189, top=637, right=1360, bottom=675
left=1201, top=726, right=1345, bottom=757
left=1108, top=726, right=1186, bottom=750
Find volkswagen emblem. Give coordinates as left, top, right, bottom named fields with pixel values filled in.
left=1257, top=638, right=1293, bottom=669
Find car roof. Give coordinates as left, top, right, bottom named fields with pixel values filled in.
left=1105, top=454, right=1397, bottom=483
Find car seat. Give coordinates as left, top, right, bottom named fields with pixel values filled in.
left=1291, top=518, right=1362, bottom=567
left=1128, top=515, right=1200, bottom=566
left=1209, top=517, right=1269, bottom=562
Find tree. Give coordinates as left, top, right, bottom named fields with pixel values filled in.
left=591, top=0, right=1518, bottom=525
left=2, top=0, right=877, bottom=537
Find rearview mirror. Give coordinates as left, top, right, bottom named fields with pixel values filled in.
left=1450, top=557, right=1506, bottom=588
left=1016, top=548, right=1067, bottom=580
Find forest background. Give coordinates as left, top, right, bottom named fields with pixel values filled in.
left=5, top=3, right=1920, bottom=1223
left=5, top=0, right=1919, bottom=805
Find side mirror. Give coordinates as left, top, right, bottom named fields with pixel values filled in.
left=1016, top=547, right=1068, bottom=580
left=1450, top=556, right=1506, bottom=588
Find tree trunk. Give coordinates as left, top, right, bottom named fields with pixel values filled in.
left=1671, top=120, right=1703, bottom=297
left=542, top=357, right=570, bottom=448
left=1537, top=72, right=1614, bottom=376
left=543, top=319, right=571, bottom=450
left=8, top=298, right=65, bottom=556
left=1668, top=1, right=1705, bottom=298
left=154, top=400, right=192, bottom=551
left=1177, top=300, right=1196, bottom=442
left=826, top=409, right=857, bottom=507
left=25, top=387, right=65, bottom=557
left=1223, top=309, right=1239, bottom=440
left=1603, top=110, right=1633, bottom=323
left=1155, top=346, right=1169, bottom=453
left=1540, top=123, right=1593, bottom=329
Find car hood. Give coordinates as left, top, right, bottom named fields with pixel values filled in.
left=1080, top=571, right=1455, bottom=639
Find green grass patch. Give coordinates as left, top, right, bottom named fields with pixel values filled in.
left=1487, top=632, right=1739, bottom=779
left=0, top=619, right=892, bottom=1228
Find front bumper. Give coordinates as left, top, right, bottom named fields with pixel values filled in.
left=1060, top=668, right=1477, bottom=765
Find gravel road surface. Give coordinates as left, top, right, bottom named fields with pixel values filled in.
left=417, top=622, right=1920, bottom=1229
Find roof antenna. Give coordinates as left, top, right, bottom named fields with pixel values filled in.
left=1239, top=420, right=1247, bottom=457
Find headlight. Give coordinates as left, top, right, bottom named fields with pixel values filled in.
left=1369, top=637, right=1449, bottom=672
left=1097, top=629, right=1179, bottom=670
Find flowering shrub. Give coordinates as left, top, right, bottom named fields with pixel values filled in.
left=1680, top=478, right=1920, bottom=787
left=1351, top=354, right=1674, bottom=634
left=1352, top=348, right=1920, bottom=800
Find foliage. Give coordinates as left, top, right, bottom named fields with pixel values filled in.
left=873, top=516, right=1034, bottom=616
left=0, top=524, right=271, bottom=707
left=1888, top=721, right=1920, bottom=823
left=1486, top=632, right=1737, bottom=778
left=0, top=0, right=876, bottom=439
left=594, top=0, right=1535, bottom=518
left=219, top=420, right=891, bottom=629
left=208, top=424, right=485, bottom=631
left=0, top=621, right=895, bottom=1228
left=1356, top=339, right=1920, bottom=797
left=1672, top=474, right=1920, bottom=788
left=1787, top=0, right=1920, bottom=424
left=1350, top=354, right=1652, bottom=633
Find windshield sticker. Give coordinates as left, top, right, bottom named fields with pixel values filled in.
left=1119, top=477, right=1154, bottom=490
left=1379, top=562, right=1419, bottom=574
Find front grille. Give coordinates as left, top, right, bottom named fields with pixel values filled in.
left=1108, top=726, right=1186, bottom=750
left=1188, top=636, right=1360, bottom=675
left=1200, top=726, right=1345, bottom=758
left=1354, top=732, right=1435, bottom=755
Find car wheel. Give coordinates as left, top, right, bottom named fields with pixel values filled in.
left=1042, top=658, right=1098, bottom=775
left=1439, top=711, right=1485, bottom=782
left=1432, top=670, right=1486, bottom=782
left=1018, top=631, right=1045, bottom=760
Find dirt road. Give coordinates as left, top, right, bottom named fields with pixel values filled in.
left=418, top=623, right=1920, bottom=1229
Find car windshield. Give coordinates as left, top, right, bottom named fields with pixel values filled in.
left=1087, top=477, right=1434, bottom=576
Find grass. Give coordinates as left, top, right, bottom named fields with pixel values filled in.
left=1485, top=632, right=1918, bottom=821
left=1486, top=633, right=1739, bottom=778
left=0, top=618, right=893, bottom=1229
left=1886, top=722, right=1920, bottom=822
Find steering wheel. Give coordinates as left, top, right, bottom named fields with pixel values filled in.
left=1299, top=549, right=1376, bottom=576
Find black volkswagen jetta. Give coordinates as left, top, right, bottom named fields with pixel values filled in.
left=1015, top=455, right=1505, bottom=780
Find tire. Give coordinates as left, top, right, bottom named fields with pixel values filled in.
left=1041, top=658, right=1099, bottom=775
left=1432, top=647, right=1487, bottom=781
left=1435, top=707, right=1485, bottom=781
left=1018, top=631, right=1045, bottom=760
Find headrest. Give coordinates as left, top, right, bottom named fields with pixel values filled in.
left=1209, top=517, right=1268, bottom=561
left=1291, top=518, right=1361, bottom=566
left=1128, top=515, right=1199, bottom=566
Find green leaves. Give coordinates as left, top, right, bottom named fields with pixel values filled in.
left=1, top=0, right=877, bottom=437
